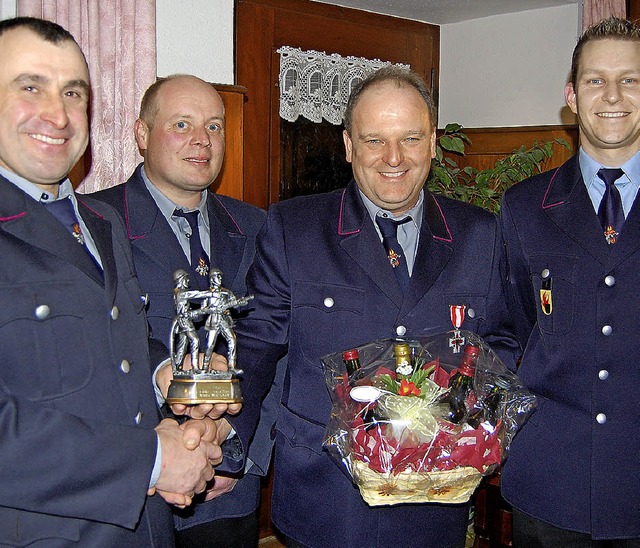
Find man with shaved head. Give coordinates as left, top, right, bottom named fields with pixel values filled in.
left=93, top=74, right=280, bottom=548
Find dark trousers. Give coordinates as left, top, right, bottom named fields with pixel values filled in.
left=513, top=509, right=640, bottom=548
left=285, top=535, right=465, bottom=548
left=175, top=510, right=259, bottom=548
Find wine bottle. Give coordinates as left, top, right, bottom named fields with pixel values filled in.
left=444, top=342, right=480, bottom=423
left=342, top=348, right=361, bottom=377
left=466, top=376, right=510, bottom=428
left=394, top=342, right=413, bottom=380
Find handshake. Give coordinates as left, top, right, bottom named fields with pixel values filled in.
left=151, top=353, right=243, bottom=507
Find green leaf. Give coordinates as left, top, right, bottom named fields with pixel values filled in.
left=378, top=374, right=398, bottom=394
left=440, top=135, right=464, bottom=153
left=444, top=122, right=463, bottom=133
left=448, top=136, right=466, bottom=154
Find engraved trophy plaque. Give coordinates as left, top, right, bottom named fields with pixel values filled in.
left=165, top=268, right=252, bottom=405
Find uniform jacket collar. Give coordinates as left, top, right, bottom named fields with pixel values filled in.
left=337, top=179, right=453, bottom=313
left=541, top=155, right=640, bottom=267
left=0, top=175, right=112, bottom=289
left=121, top=164, right=247, bottom=285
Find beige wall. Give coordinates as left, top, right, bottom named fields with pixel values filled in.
left=156, top=0, right=234, bottom=83
left=439, top=4, right=580, bottom=128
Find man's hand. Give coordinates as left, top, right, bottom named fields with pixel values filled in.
left=157, top=353, right=242, bottom=419
left=155, top=472, right=238, bottom=507
left=155, top=360, right=175, bottom=402
left=147, top=487, right=191, bottom=508
left=180, top=415, right=222, bottom=449
left=170, top=400, right=242, bottom=420
left=203, top=474, right=238, bottom=501
left=153, top=418, right=221, bottom=505
left=181, top=415, right=233, bottom=447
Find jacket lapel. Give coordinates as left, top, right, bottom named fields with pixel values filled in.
left=542, top=156, right=610, bottom=266
left=122, top=172, right=191, bottom=278
left=77, top=200, right=114, bottom=290
left=401, top=190, right=453, bottom=315
left=337, top=182, right=456, bottom=311
left=123, top=171, right=249, bottom=289
left=0, top=179, right=104, bottom=285
left=207, top=194, right=247, bottom=287
left=338, top=181, right=404, bottom=305
left=607, top=183, right=640, bottom=267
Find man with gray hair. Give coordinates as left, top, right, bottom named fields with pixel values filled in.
left=231, top=65, right=519, bottom=548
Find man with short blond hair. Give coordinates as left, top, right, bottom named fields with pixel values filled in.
left=93, top=73, right=278, bottom=548
left=501, top=17, right=640, bottom=546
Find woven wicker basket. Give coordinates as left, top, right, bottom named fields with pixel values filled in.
left=352, top=459, right=482, bottom=506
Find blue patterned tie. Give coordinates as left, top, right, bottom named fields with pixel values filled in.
left=597, top=168, right=625, bottom=245
left=173, top=209, right=210, bottom=284
left=376, top=216, right=411, bottom=293
left=44, top=197, right=102, bottom=273
left=45, top=197, right=86, bottom=244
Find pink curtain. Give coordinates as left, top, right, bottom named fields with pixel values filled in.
left=17, top=0, right=156, bottom=192
left=582, top=0, right=627, bottom=31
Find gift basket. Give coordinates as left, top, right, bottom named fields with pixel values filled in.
left=321, top=331, right=536, bottom=506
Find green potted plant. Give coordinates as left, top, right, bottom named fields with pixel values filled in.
left=428, top=123, right=572, bottom=213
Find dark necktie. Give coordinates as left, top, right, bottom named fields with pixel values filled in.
left=173, top=209, right=210, bottom=284
left=45, top=197, right=86, bottom=245
left=597, top=168, right=625, bottom=245
left=44, top=197, right=102, bottom=273
left=376, top=216, right=411, bottom=293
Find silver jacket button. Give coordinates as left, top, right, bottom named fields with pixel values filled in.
left=110, top=306, right=119, bottom=320
left=601, top=325, right=612, bottom=336
left=34, top=304, right=50, bottom=320
left=595, top=413, right=607, bottom=424
left=120, top=360, right=131, bottom=374
left=323, top=297, right=334, bottom=308
left=604, top=275, right=615, bottom=287
left=396, top=325, right=407, bottom=336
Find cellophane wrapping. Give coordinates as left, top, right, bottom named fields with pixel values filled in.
left=321, top=331, right=536, bottom=506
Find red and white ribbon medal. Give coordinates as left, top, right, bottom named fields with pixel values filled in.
left=449, top=304, right=466, bottom=353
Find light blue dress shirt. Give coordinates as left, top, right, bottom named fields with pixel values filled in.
left=141, top=165, right=211, bottom=263
left=579, top=148, right=640, bottom=218
left=360, top=188, right=423, bottom=275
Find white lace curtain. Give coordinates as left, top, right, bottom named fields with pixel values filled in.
left=277, top=46, right=407, bottom=125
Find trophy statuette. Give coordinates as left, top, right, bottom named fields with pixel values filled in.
left=165, top=268, right=252, bottom=405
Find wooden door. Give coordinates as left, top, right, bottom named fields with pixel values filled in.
left=213, top=84, right=247, bottom=200
left=235, top=0, right=440, bottom=209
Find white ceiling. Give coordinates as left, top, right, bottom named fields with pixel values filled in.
left=313, top=0, right=580, bottom=24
